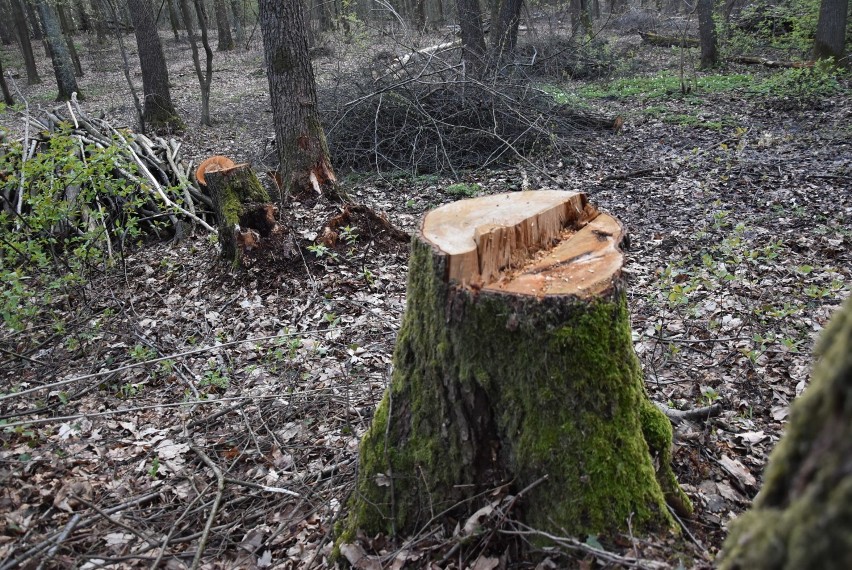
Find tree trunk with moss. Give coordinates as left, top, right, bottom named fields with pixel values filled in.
left=204, top=162, right=275, bottom=266
left=718, top=296, right=852, bottom=570
left=340, top=191, right=691, bottom=543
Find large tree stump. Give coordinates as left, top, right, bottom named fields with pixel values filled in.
left=203, top=160, right=277, bottom=266
left=341, top=191, right=691, bottom=543
left=718, top=296, right=852, bottom=570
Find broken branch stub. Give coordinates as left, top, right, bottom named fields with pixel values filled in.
left=421, top=190, right=624, bottom=296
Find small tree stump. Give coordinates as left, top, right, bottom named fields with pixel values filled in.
left=205, top=163, right=276, bottom=266
left=341, top=191, right=691, bottom=542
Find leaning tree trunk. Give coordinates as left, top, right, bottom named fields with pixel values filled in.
left=35, top=0, right=81, bottom=100
left=258, top=0, right=337, bottom=198
left=340, top=191, right=692, bottom=542
left=127, top=0, right=183, bottom=132
left=718, top=295, right=852, bottom=569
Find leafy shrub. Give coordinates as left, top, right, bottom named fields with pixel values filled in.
left=0, top=125, right=150, bottom=331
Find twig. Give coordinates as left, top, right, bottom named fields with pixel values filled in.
left=190, top=446, right=226, bottom=570
left=654, top=401, right=723, bottom=425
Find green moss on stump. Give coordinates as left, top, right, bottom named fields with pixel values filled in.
left=341, top=235, right=691, bottom=543
left=718, top=297, right=852, bottom=570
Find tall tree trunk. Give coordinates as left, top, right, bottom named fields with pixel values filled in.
left=35, top=0, right=80, bottom=100
left=698, top=0, right=718, bottom=68
left=89, top=0, right=108, bottom=43
left=340, top=192, right=691, bottom=542
left=127, top=0, right=183, bottom=132
left=258, top=0, right=337, bottom=198
left=718, top=296, right=852, bottom=569
left=11, top=0, right=41, bottom=83
left=0, top=56, right=14, bottom=104
left=24, top=0, right=43, bottom=40
left=456, top=0, right=486, bottom=75
left=490, top=0, right=523, bottom=61
left=813, top=0, right=848, bottom=64
left=57, top=3, right=84, bottom=76
left=214, top=0, right=233, bottom=50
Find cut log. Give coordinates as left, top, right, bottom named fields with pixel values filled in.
left=640, top=32, right=699, bottom=48
left=340, top=191, right=692, bottom=545
left=204, top=162, right=276, bottom=266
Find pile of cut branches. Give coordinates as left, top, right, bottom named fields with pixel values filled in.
left=1, top=96, right=215, bottom=241
left=321, top=47, right=618, bottom=175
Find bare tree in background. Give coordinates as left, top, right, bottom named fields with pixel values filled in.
left=56, top=2, right=84, bottom=77
left=11, top=0, right=40, bottom=84
left=813, top=0, right=848, bottom=64
left=0, top=57, right=14, bottom=104
left=34, top=0, right=80, bottom=100
left=180, top=0, right=214, bottom=125
left=258, top=0, right=337, bottom=198
left=127, top=0, right=183, bottom=132
left=490, top=0, right=524, bottom=61
left=456, top=0, right=486, bottom=74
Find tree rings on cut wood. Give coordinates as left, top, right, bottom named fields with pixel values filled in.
left=340, top=190, right=691, bottom=546
left=204, top=160, right=282, bottom=266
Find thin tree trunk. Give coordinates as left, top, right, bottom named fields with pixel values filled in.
left=89, top=0, right=108, bottom=43
left=57, top=3, right=84, bottom=77
left=99, top=0, right=142, bottom=127
left=0, top=0, right=16, bottom=44
left=214, top=0, right=233, bottom=50
left=75, top=0, right=90, bottom=31
left=181, top=0, right=213, bottom=125
left=11, top=0, right=41, bottom=83
left=258, top=0, right=337, bottom=198
left=127, top=0, right=183, bottom=132
left=35, top=0, right=80, bottom=100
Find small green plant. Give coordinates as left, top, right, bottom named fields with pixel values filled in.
left=445, top=183, right=481, bottom=198
left=307, top=243, right=336, bottom=259
left=130, top=344, right=157, bottom=362
left=757, top=60, right=844, bottom=100
left=340, top=225, right=359, bottom=245
left=200, top=368, right=229, bottom=391
left=148, top=455, right=160, bottom=478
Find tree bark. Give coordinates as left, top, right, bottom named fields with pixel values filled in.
left=57, top=2, right=84, bottom=76
left=340, top=191, right=691, bottom=541
left=0, top=57, right=14, bottom=104
left=490, top=0, right=523, bottom=61
left=204, top=161, right=277, bottom=267
left=455, top=0, right=486, bottom=75
left=166, top=0, right=181, bottom=40
left=0, top=1, right=16, bottom=45
left=213, top=0, right=233, bottom=50
left=813, top=0, right=848, bottom=64
left=698, top=0, right=718, bottom=68
left=229, top=0, right=244, bottom=45
left=258, top=0, right=338, bottom=198
left=11, top=0, right=41, bottom=84
left=718, top=296, right=852, bottom=569
left=127, top=0, right=183, bottom=132
left=35, top=0, right=80, bottom=100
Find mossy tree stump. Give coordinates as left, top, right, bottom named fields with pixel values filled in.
left=342, top=191, right=691, bottom=542
left=719, top=296, right=852, bottom=570
left=204, top=161, right=276, bottom=266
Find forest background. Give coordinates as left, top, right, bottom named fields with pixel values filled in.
left=0, top=0, right=850, bottom=567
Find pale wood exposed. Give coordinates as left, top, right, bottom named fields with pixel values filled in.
left=421, top=191, right=624, bottom=297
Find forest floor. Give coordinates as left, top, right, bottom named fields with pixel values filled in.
left=1, top=12, right=851, bottom=569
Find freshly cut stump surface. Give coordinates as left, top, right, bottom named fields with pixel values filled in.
left=341, top=190, right=691, bottom=545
